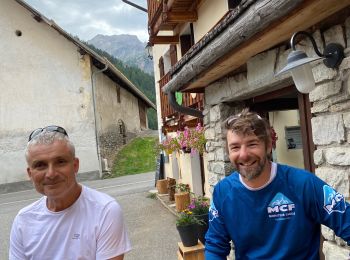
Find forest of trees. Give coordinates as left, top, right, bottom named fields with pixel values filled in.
left=86, top=43, right=158, bottom=130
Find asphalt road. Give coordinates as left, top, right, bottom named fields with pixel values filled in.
left=0, top=172, right=180, bottom=259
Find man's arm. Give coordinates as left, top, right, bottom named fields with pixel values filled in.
left=9, top=217, right=26, bottom=260
left=96, top=201, right=131, bottom=260
left=108, top=254, right=124, bottom=260
left=309, top=175, right=350, bottom=243
left=205, top=185, right=231, bottom=259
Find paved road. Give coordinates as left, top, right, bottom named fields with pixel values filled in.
left=0, top=172, right=180, bottom=259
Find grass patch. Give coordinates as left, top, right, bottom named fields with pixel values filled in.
left=110, top=137, right=158, bottom=177
left=146, top=192, right=157, bottom=199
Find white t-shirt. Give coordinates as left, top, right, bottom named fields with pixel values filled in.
left=9, top=185, right=131, bottom=260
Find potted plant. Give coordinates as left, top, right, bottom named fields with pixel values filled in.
left=176, top=209, right=204, bottom=247
left=188, top=195, right=210, bottom=244
left=177, top=123, right=206, bottom=155
left=175, top=183, right=191, bottom=212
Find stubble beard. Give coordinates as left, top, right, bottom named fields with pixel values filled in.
left=237, top=156, right=267, bottom=181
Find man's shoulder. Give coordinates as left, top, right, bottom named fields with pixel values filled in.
left=214, top=172, right=239, bottom=194
left=277, top=163, right=318, bottom=185
left=18, top=196, right=45, bottom=215
left=81, top=185, right=118, bottom=208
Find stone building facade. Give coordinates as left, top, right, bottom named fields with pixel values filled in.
left=204, top=19, right=350, bottom=258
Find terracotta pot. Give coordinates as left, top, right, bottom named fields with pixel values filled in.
left=175, top=192, right=190, bottom=212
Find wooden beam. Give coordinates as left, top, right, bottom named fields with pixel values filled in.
left=151, top=35, right=180, bottom=44
left=163, top=11, right=198, bottom=23
left=183, top=0, right=350, bottom=91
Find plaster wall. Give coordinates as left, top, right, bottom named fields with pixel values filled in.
left=152, top=39, right=171, bottom=139
left=194, top=0, right=228, bottom=41
left=269, top=110, right=304, bottom=168
left=0, top=0, right=99, bottom=184
left=94, top=70, right=141, bottom=134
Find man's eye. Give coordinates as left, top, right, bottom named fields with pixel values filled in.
left=230, top=147, right=239, bottom=151
left=33, top=163, right=45, bottom=169
left=57, top=159, right=67, bottom=164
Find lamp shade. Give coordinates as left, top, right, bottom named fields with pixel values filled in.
left=276, top=50, right=322, bottom=94
left=290, top=63, right=316, bottom=93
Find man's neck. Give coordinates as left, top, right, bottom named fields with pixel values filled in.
left=46, top=184, right=82, bottom=212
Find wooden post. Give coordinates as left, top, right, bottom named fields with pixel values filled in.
left=175, top=192, right=190, bottom=212
left=157, top=179, right=168, bottom=194
left=177, top=240, right=205, bottom=260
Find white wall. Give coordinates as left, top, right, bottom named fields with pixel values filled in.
left=94, top=70, right=141, bottom=133
left=269, top=111, right=304, bottom=169
left=0, top=0, right=99, bottom=184
left=194, top=0, right=228, bottom=41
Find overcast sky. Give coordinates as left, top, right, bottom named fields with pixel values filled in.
left=23, top=0, right=149, bottom=42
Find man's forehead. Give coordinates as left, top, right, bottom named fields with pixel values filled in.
left=27, top=140, right=71, bottom=156
left=227, top=131, right=260, bottom=142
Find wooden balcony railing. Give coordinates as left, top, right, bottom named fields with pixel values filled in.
left=147, top=0, right=162, bottom=30
left=147, top=0, right=198, bottom=44
left=159, top=72, right=204, bottom=124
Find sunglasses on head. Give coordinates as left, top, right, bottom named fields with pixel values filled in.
left=225, top=113, right=262, bottom=126
left=28, top=125, right=68, bottom=142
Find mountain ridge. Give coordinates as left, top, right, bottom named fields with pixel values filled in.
left=88, top=34, right=154, bottom=75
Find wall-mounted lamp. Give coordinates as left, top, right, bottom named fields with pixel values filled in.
left=145, top=42, right=153, bottom=60
left=276, top=31, right=344, bottom=93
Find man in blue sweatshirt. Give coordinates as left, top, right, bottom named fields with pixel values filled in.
left=205, top=108, right=350, bottom=259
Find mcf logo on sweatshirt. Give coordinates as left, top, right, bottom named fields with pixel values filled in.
left=323, top=185, right=347, bottom=214
left=267, top=192, right=295, bottom=220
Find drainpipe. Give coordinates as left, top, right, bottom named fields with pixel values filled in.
left=121, top=0, right=147, bottom=12
left=91, top=60, right=108, bottom=178
left=167, top=91, right=203, bottom=118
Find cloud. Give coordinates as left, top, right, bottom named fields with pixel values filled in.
left=23, top=0, right=149, bottom=41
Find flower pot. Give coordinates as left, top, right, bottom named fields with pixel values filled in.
left=194, top=213, right=209, bottom=245
left=175, top=192, right=190, bottom=212
left=176, top=224, right=199, bottom=247
left=156, top=179, right=168, bottom=194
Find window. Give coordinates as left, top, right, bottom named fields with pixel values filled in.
left=180, top=23, right=194, bottom=56
left=228, top=0, right=241, bottom=9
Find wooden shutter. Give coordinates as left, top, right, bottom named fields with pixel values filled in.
left=159, top=56, right=164, bottom=78
left=170, top=44, right=178, bottom=66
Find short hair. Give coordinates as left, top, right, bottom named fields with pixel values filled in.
left=25, top=131, right=75, bottom=162
left=224, top=108, right=272, bottom=146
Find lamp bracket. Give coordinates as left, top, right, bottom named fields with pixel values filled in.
left=291, top=31, right=344, bottom=69
left=323, top=43, right=344, bottom=69
left=291, top=31, right=323, bottom=57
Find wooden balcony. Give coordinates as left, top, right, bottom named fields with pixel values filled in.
left=147, top=0, right=199, bottom=45
left=159, top=72, right=204, bottom=132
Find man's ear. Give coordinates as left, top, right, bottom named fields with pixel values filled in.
left=74, top=158, right=79, bottom=175
left=27, top=167, right=32, bottom=180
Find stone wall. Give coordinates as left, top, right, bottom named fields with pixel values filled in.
left=99, top=122, right=136, bottom=169
left=204, top=17, right=350, bottom=257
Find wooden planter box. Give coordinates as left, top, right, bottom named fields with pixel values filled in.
left=175, top=192, right=190, bottom=212
left=157, top=179, right=168, bottom=194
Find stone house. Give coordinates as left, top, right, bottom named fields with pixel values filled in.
left=148, top=0, right=350, bottom=257
left=0, top=0, right=156, bottom=191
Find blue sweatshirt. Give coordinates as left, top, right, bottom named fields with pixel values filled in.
left=205, top=164, right=350, bottom=259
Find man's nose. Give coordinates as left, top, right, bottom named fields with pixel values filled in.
left=45, top=164, right=57, bottom=179
left=239, top=146, right=249, bottom=160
